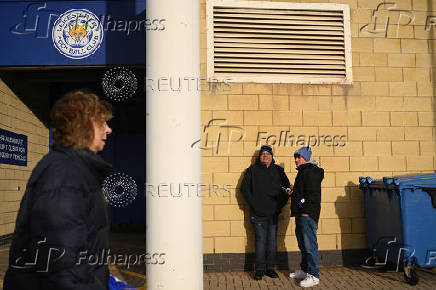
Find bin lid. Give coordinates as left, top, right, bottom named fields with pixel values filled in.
left=359, top=174, right=436, bottom=189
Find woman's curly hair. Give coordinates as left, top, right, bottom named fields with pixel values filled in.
left=50, top=90, right=112, bottom=150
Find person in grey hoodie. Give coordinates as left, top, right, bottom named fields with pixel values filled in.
left=289, top=146, right=324, bottom=288
left=241, top=145, right=292, bottom=280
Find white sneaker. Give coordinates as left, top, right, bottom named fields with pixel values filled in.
left=299, top=274, right=319, bottom=287
left=289, top=269, right=307, bottom=279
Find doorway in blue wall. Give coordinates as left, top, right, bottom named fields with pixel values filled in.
left=100, top=134, right=146, bottom=230
left=47, top=68, right=146, bottom=231
left=46, top=68, right=146, bottom=231
left=0, top=67, right=146, bottom=231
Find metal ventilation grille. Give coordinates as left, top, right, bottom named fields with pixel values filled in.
left=207, top=2, right=352, bottom=83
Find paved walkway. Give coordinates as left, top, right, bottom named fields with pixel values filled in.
left=204, top=267, right=436, bottom=289
left=0, top=233, right=435, bottom=289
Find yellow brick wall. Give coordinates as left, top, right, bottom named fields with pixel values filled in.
left=0, top=79, right=49, bottom=236
left=200, top=0, right=436, bottom=254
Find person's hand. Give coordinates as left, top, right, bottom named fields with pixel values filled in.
left=282, top=187, right=292, bottom=195
left=301, top=213, right=309, bottom=216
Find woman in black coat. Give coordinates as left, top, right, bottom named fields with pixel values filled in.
left=4, top=90, right=114, bottom=290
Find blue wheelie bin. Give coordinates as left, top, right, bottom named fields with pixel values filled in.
left=359, top=174, right=436, bottom=285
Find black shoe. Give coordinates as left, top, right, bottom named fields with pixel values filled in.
left=265, top=269, right=279, bottom=278
left=254, top=270, right=264, bottom=280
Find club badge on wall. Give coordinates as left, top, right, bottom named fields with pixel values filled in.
left=52, top=9, right=104, bottom=59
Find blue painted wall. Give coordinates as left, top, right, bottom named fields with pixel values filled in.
left=0, top=0, right=146, bottom=66
left=100, top=134, right=146, bottom=226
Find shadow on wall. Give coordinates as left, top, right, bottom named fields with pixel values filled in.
left=335, top=181, right=369, bottom=267
left=235, top=150, right=291, bottom=271
left=0, top=71, right=51, bottom=127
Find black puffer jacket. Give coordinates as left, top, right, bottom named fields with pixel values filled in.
left=241, top=158, right=291, bottom=217
left=291, top=162, right=324, bottom=223
left=4, top=146, right=113, bottom=290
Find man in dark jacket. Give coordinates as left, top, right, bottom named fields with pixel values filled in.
left=289, top=146, right=324, bottom=288
left=4, top=90, right=114, bottom=290
left=241, top=145, right=291, bottom=280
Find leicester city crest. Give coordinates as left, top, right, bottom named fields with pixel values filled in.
left=52, top=9, right=103, bottom=59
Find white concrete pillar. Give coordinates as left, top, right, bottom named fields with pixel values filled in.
left=145, top=0, right=202, bottom=289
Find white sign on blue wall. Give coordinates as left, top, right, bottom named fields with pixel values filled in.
left=0, top=0, right=148, bottom=66
left=0, top=128, right=28, bottom=166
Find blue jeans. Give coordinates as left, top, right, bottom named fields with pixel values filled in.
left=250, top=215, right=278, bottom=271
left=295, top=215, right=319, bottom=278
